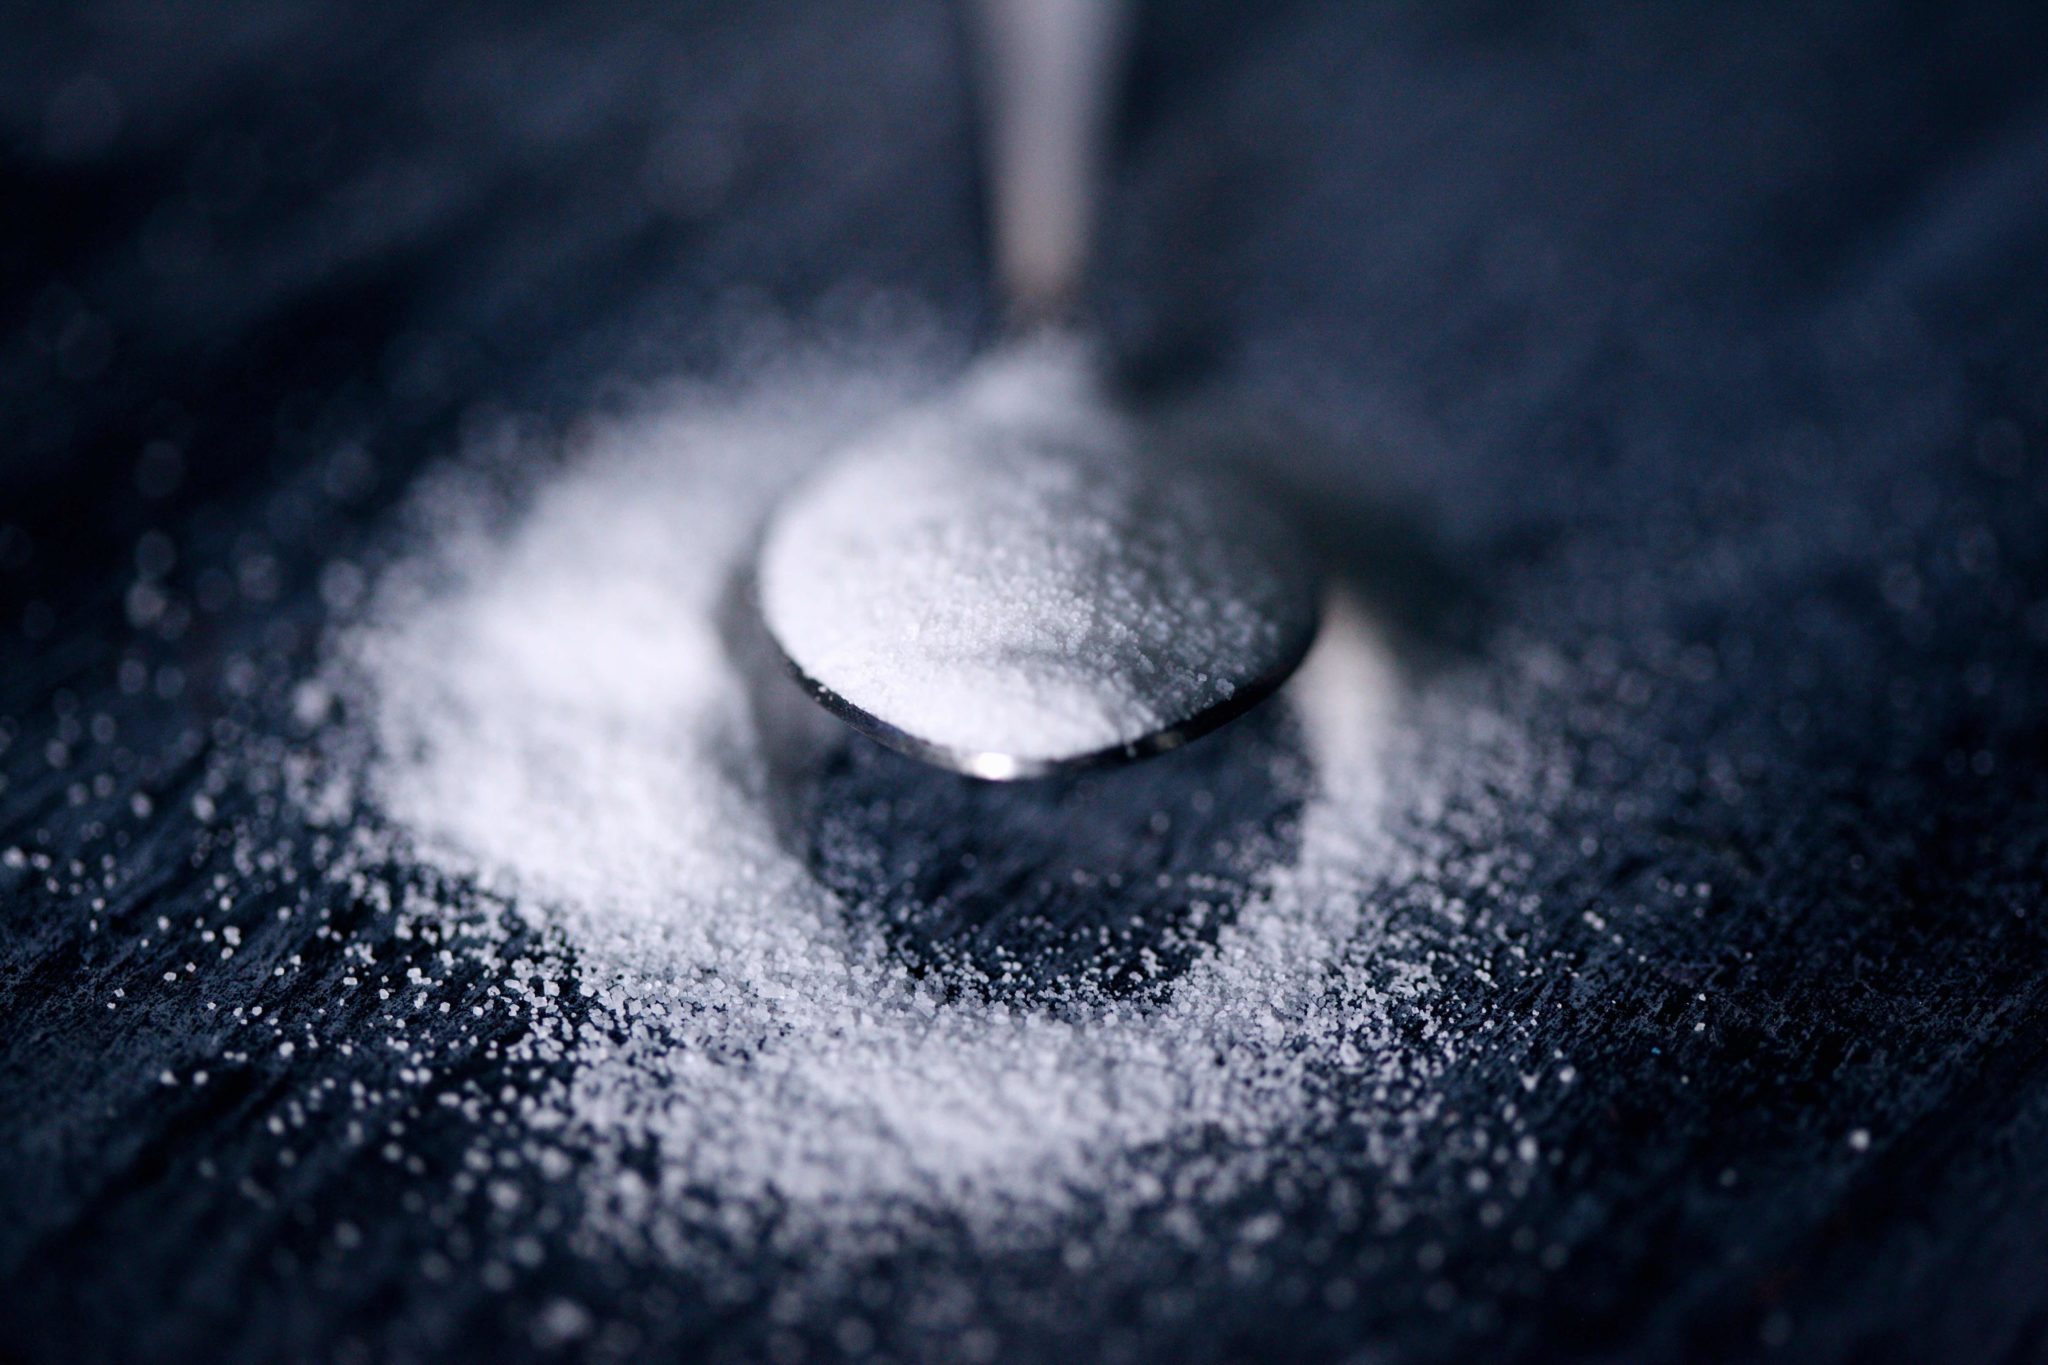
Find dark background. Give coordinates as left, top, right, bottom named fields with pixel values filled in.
left=5, top=1, right=2048, bottom=1361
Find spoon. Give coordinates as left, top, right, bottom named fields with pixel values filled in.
left=755, top=0, right=1320, bottom=780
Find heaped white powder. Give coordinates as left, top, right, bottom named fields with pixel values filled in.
left=757, top=335, right=1318, bottom=767
left=314, top=343, right=1532, bottom=1284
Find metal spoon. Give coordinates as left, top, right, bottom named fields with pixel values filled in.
left=755, top=0, right=1320, bottom=780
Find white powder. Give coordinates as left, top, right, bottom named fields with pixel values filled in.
left=757, top=336, right=1318, bottom=767
left=308, top=342, right=1540, bottom=1286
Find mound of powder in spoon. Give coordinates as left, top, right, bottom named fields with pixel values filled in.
left=756, top=336, right=1319, bottom=769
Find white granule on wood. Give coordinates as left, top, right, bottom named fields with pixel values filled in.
left=308, top=345, right=1538, bottom=1281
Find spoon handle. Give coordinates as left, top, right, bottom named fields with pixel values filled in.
left=972, top=0, right=1130, bottom=326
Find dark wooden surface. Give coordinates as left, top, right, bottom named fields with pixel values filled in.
left=5, top=2, right=2048, bottom=1361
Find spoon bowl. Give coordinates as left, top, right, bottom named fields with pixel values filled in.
left=756, top=337, right=1321, bottom=778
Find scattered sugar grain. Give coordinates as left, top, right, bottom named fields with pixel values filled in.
left=298, top=347, right=1553, bottom=1291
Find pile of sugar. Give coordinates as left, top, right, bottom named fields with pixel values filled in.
left=757, top=337, right=1317, bottom=766
left=310, top=347, right=1538, bottom=1279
